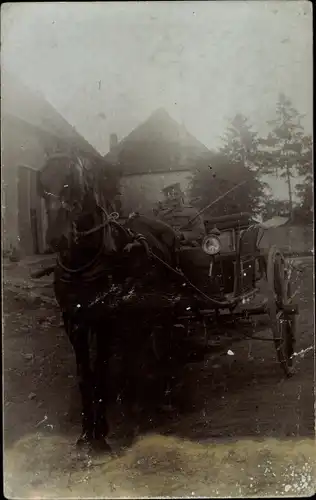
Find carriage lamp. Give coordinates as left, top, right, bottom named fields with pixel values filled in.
left=202, top=235, right=221, bottom=255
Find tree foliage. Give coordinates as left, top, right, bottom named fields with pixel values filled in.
left=190, top=151, right=265, bottom=218
left=219, top=113, right=260, bottom=171
left=190, top=115, right=267, bottom=217
left=294, top=134, right=314, bottom=223
left=258, top=93, right=310, bottom=217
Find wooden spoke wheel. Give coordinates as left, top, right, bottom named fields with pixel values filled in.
left=266, top=246, right=297, bottom=377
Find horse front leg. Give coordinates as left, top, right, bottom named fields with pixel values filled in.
left=76, top=357, right=94, bottom=447
left=92, top=329, right=112, bottom=452
left=64, top=313, right=94, bottom=447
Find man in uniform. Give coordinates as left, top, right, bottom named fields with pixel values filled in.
left=154, top=183, right=206, bottom=245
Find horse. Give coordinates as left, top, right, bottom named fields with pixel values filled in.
left=37, top=153, right=184, bottom=452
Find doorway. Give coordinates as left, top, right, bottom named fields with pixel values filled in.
left=17, top=165, right=47, bottom=255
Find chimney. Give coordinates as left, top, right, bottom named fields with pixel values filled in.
left=110, top=133, right=118, bottom=152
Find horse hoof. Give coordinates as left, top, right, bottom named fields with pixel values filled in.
left=120, top=433, right=137, bottom=451
left=76, top=432, right=93, bottom=449
left=92, top=437, right=112, bottom=454
left=119, top=424, right=139, bottom=449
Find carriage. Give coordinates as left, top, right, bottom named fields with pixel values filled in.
left=32, top=210, right=298, bottom=378
left=171, top=211, right=298, bottom=377
left=34, top=155, right=300, bottom=449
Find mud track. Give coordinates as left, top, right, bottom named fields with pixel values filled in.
left=3, top=258, right=315, bottom=497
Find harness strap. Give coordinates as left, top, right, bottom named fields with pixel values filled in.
left=53, top=206, right=240, bottom=307
left=57, top=208, right=109, bottom=275
left=135, top=234, right=151, bottom=258
left=75, top=211, right=120, bottom=237
left=56, top=210, right=149, bottom=280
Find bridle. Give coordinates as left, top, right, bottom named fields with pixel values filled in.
left=56, top=206, right=124, bottom=276
left=73, top=208, right=120, bottom=239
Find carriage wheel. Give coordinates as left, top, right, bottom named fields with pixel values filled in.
left=266, top=246, right=296, bottom=377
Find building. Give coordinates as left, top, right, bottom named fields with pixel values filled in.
left=1, top=70, right=104, bottom=256
left=104, top=108, right=210, bottom=215
left=259, top=216, right=313, bottom=255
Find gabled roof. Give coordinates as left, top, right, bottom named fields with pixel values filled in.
left=1, top=69, right=99, bottom=157
left=104, top=108, right=210, bottom=174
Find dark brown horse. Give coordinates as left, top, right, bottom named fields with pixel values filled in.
left=37, top=154, right=182, bottom=452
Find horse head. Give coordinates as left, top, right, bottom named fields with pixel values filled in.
left=37, top=153, right=117, bottom=254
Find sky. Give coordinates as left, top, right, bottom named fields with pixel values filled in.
left=1, top=1, right=313, bottom=200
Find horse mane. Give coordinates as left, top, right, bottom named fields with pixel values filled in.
left=82, top=154, right=120, bottom=212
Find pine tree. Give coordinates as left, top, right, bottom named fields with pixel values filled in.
left=295, top=134, right=313, bottom=222
left=259, top=93, right=307, bottom=219
left=190, top=115, right=268, bottom=217
left=189, top=153, right=265, bottom=218
left=219, top=113, right=260, bottom=171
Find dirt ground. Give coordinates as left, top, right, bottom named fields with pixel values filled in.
left=3, top=257, right=315, bottom=498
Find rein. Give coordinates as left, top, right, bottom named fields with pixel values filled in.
left=41, top=214, right=241, bottom=307
left=49, top=195, right=240, bottom=306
